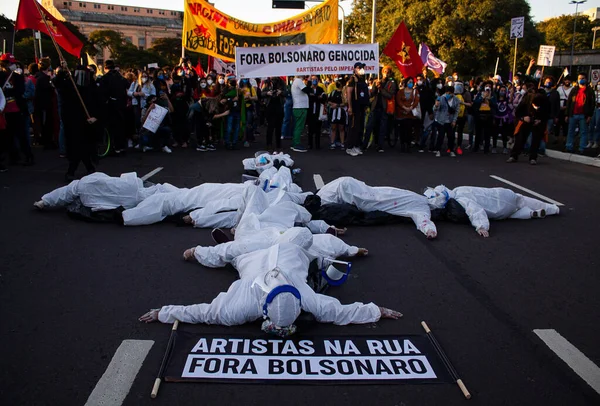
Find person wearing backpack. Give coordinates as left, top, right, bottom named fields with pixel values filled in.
left=346, top=62, right=370, bottom=157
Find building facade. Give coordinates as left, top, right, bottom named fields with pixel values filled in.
left=41, top=0, right=183, bottom=64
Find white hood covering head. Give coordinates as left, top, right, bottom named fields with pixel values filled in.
left=424, top=185, right=452, bottom=209
left=266, top=292, right=301, bottom=327
left=276, top=227, right=313, bottom=251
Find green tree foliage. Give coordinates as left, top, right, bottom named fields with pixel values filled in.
left=150, top=37, right=182, bottom=66
left=536, top=15, right=600, bottom=51
left=89, top=29, right=170, bottom=69
left=345, top=0, right=543, bottom=78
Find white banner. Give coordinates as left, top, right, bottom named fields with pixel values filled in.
left=537, top=45, right=556, bottom=67
left=235, top=43, right=379, bottom=78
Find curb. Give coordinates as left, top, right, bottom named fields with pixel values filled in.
left=544, top=149, right=600, bottom=168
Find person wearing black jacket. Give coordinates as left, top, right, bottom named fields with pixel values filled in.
left=345, top=62, right=370, bottom=156
left=53, top=64, right=98, bottom=180
left=542, top=76, right=560, bottom=152
left=99, top=60, right=128, bottom=154
left=263, top=77, right=285, bottom=151
left=307, top=75, right=327, bottom=150
left=34, top=58, right=57, bottom=151
left=508, top=91, right=549, bottom=165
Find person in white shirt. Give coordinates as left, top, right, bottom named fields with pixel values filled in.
left=291, top=76, right=311, bottom=152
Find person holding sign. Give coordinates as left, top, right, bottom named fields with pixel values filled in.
left=565, top=73, right=595, bottom=154
left=140, top=241, right=401, bottom=337
left=140, top=91, right=174, bottom=154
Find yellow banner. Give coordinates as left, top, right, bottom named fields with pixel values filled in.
left=182, top=0, right=339, bottom=62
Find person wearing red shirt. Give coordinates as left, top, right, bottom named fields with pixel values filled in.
left=565, top=72, right=595, bottom=153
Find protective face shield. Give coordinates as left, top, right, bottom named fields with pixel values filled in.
left=261, top=282, right=302, bottom=336
left=423, top=185, right=451, bottom=209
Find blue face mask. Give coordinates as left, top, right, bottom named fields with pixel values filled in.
left=545, top=82, right=553, bottom=88
left=500, top=91, right=506, bottom=97
left=312, top=80, right=318, bottom=86
left=445, top=93, right=452, bottom=100
left=407, top=82, right=414, bottom=89
left=579, top=79, right=587, bottom=85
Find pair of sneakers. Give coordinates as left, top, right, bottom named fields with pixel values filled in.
left=346, top=147, right=363, bottom=157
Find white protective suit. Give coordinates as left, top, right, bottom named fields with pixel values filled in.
left=121, top=182, right=250, bottom=226
left=187, top=166, right=311, bottom=229
left=317, top=177, right=437, bottom=237
left=158, top=242, right=380, bottom=326
left=424, top=185, right=560, bottom=232
left=242, top=152, right=295, bottom=174
left=193, top=227, right=358, bottom=268
left=40, top=172, right=177, bottom=211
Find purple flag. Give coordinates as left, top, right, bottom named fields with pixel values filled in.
left=418, top=43, right=447, bottom=76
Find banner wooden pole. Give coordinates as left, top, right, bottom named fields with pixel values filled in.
left=538, top=65, right=545, bottom=89
left=421, top=321, right=471, bottom=400
left=151, top=320, right=179, bottom=399
left=31, top=0, right=91, bottom=119
left=512, top=38, right=518, bottom=80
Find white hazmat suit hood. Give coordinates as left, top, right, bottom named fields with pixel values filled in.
left=424, top=185, right=451, bottom=210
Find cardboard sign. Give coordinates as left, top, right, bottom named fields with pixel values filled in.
left=164, top=331, right=453, bottom=384
left=591, top=69, right=600, bottom=84
left=537, top=45, right=556, bottom=67
left=142, top=104, right=168, bottom=133
left=510, top=17, right=524, bottom=39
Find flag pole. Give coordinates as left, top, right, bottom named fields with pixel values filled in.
left=32, top=30, right=38, bottom=61
left=31, top=0, right=91, bottom=119
left=512, top=38, right=518, bottom=81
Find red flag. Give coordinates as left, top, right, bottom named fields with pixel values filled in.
left=194, top=57, right=206, bottom=78
left=15, top=0, right=83, bottom=58
left=383, top=21, right=423, bottom=79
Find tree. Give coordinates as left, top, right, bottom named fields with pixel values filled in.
left=150, top=37, right=182, bottom=66
left=345, top=0, right=543, bottom=78
left=536, top=15, right=600, bottom=52
left=89, top=29, right=126, bottom=56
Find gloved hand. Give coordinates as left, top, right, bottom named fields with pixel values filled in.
left=379, top=307, right=403, bottom=319
left=139, top=309, right=160, bottom=323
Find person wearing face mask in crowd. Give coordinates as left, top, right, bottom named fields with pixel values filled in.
left=565, top=73, right=595, bottom=154
left=290, top=75, right=312, bottom=152
left=263, top=77, right=285, bottom=151
left=345, top=63, right=370, bottom=157
left=54, top=63, right=99, bottom=180
left=205, top=74, right=217, bottom=97
left=395, top=77, right=420, bottom=153
left=1, top=53, right=34, bottom=168
left=198, top=77, right=211, bottom=99
left=433, top=86, right=459, bottom=157
left=169, top=67, right=190, bottom=148
left=472, top=81, right=497, bottom=153
left=240, top=78, right=258, bottom=147
left=363, top=66, right=397, bottom=153
left=415, top=72, right=434, bottom=151
left=99, top=60, right=129, bottom=154
left=555, top=78, right=572, bottom=146
left=453, top=81, right=472, bottom=155
left=465, top=79, right=481, bottom=150
left=538, top=76, right=560, bottom=154
left=34, top=57, right=59, bottom=153
left=222, top=75, right=242, bottom=150
left=327, top=77, right=346, bottom=150
left=128, top=71, right=156, bottom=137
left=307, top=75, right=327, bottom=150
left=492, top=85, right=512, bottom=154
left=508, top=90, right=549, bottom=165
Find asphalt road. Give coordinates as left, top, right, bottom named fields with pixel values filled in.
left=1, top=136, right=599, bottom=406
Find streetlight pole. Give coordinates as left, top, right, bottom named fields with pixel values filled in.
left=593, top=26, right=600, bottom=49
left=339, top=5, right=345, bottom=44
left=569, top=0, right=587, bottom=74
left=370, top=0, right=376, bottom=44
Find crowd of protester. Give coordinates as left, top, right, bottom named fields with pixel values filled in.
left=1, top=52, right=599, bottom=178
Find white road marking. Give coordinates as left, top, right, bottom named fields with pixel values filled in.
left=141, top=167, right=163, bottom=181
left=313, top=174, right=325, bottom=190
left=85, top=340, right=154, bottom=406
left=534, top=329, right=600, bottom=395
left=490, top=175, right=564, bottom=206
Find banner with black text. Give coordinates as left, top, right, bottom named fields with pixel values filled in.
left=235, top=44, right=379, bottom=78
left=164, top=331, right=452, bottom=384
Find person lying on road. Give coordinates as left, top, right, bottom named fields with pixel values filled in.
left=424, top=185, right=560, bottom=237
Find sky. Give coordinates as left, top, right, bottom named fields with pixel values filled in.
left=0, top=0, right=594, bottom=25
